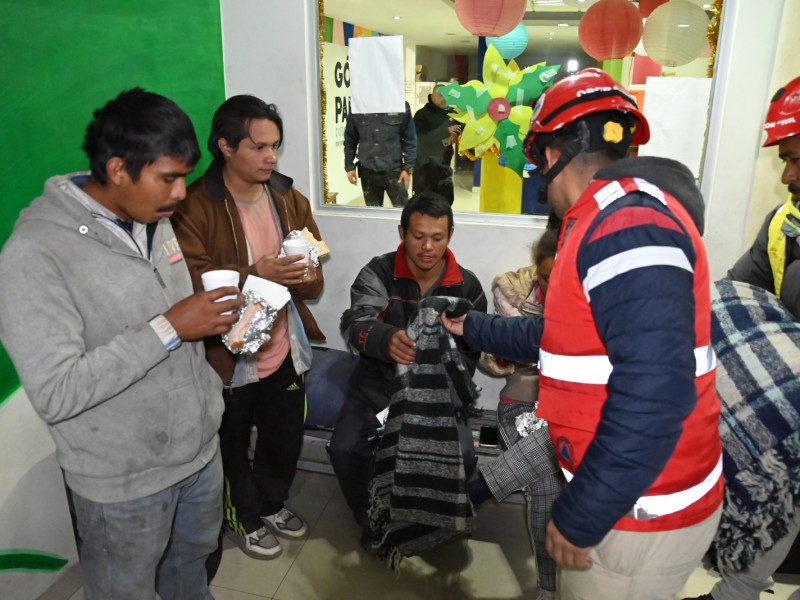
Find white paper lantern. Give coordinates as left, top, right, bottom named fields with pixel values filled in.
left=642, top=0, right=709, bottom=67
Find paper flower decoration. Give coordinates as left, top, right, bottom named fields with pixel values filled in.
left=440, top=44, right=559, bottom=176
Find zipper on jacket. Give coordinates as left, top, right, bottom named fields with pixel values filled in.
left=223, top=198, right=243, bottom=265
left=153, top=266, right=166, bottom=289
left=281, top=192, right=292, bottom=231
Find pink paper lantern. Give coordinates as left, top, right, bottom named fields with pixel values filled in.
left=578, top=0, right=643, bottom=62
left=455, top=0, right=527, bottom=38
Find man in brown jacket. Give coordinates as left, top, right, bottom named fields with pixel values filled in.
left=173, top=96, right=324, bottom=560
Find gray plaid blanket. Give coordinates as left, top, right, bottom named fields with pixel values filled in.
left=712, top=280, right=800, bottom=570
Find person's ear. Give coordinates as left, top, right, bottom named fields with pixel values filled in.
left=447, top=227, right=454, bottom=243
left=219, top=138, right=234, bottom=158
left=106, top=157, right=128, bottom=186
left=398, top=224, right=405, bottom=240
left=544, top=145, right=560, bottom=170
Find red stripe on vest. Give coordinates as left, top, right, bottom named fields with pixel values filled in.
left=587, top=205, right=685, bottom=244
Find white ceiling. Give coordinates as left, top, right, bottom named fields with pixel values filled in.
left=323, top=0, right=713, bottom=57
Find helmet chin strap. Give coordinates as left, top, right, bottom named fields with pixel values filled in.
left=536, top=121, right=594, bottom=205
left=537, top=137, right=584, bottom=205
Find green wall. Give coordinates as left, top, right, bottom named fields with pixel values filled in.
left=0, top=1, right=226, bottom=404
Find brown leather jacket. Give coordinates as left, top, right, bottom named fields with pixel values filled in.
left=172, top=160, right=325, bottom=384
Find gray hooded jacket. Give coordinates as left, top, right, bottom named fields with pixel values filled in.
left=0, top=174, right=223, bottom=503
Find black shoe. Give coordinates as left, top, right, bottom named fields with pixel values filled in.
left=682, top=595, right=712, bottom=600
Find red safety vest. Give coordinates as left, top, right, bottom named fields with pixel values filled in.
left=537, top=177, right=723, bottom=533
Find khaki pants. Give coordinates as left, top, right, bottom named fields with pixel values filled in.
left=558, top=505, right=722, bottom=600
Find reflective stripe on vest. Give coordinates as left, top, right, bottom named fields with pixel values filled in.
left=539, top=345, right=717, bottom=385
left=592, top=177, right=667, bottom=210
left=582, top=245, right=694, bottom=302
left=767, top=198, right=794, bottom=297
left=561, top=454, right=722, bottom=520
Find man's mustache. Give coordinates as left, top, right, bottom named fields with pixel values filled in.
left=789, top=183, right=800, bottom=195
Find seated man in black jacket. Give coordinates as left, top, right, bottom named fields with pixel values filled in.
left=329, top=192, right=487, bottom=526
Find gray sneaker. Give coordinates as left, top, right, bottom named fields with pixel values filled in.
left=225, top=525, right=282, bottom=559
left=262, top=508, right=308, bottom=539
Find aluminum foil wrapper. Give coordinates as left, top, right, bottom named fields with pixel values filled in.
left=222, top=290, right=278, bottom=355
left=278, top=230, right=320, bottom=267
left=515, top=405, right=547, bottom=437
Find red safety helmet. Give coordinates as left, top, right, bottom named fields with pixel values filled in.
left=524, top=68, right=649, bottom=164
left=763, top=75, right=800, bottom=147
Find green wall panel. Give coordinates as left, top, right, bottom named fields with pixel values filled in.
left=0, top=1, right=225, bottom=404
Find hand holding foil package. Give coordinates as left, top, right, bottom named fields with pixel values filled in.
left=222, top=290, right=278, bottom=354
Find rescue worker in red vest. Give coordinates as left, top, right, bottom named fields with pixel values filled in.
left=728, top=75, right=800, bottom=320
left=441, top=68, right=724, bottom=600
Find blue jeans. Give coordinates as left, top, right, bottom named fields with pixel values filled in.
left=72, top=451, right=223, bottom=600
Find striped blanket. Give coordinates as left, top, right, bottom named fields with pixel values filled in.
left=366, top=296, right=478, bottom=571
left=712, top=280, right=800, bottom=570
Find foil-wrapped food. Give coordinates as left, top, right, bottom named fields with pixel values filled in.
left=515, top=405, right=547, bottom=437
left=222, top=290, right=278, bottom=354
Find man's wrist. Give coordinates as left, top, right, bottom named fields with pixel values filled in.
left=149, top=314, right=182, bottom=352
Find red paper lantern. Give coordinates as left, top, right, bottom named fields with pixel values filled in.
left=455, top=0, right=527, bottom=38
left=578, top=0, right=643, bottom=62
left=638, top=0, right=668, bottom=18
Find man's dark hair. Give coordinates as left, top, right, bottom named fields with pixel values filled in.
left=208, top=95, right=283, bottom=162
left=82, top=88, right=201, bottom=185
left=400, top=192, right=454, bottom=232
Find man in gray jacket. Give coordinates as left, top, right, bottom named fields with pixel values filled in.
left=0, top=89, right=241, bottom=600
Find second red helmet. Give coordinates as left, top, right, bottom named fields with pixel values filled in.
left=762, top=75, right=800, bottom=147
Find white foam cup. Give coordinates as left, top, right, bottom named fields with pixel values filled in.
left=201, top=269, right=239, bottom=314
left=282, top=238, right=310, bottom=265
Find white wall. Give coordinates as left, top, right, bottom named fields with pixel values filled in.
left=219, top=0, right=791, bottom=402
left=0, top=390, right=79, bottom=599
left=700, top=0, right=786, bottom=279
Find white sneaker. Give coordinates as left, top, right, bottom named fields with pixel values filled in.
left=534, top=590, right=555, bottom=600
left=225, top=525, right=282, bottom=559
left=262, top=507, right=308, bottom=539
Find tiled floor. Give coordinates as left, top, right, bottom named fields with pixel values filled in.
left=65, top=468, right=800, bottom=600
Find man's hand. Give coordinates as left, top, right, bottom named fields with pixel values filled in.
left=448, top=124, right=462, bottom=145
left=254, top=255, right=309, bottom=286
left=546, top=520, right=592, bottom=569
left=347, top=169, right=358, bottom=185
left=164, top=287, right=242, bottom=341
left=387, top=329, right=416, bottom=365
left=439, top=312, right=466, bottom=337
left=301, top=259, right=318, bottom=284
left=398, top=170, right=411, bottom=190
